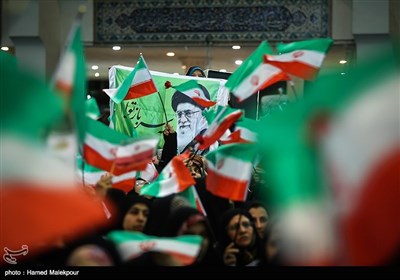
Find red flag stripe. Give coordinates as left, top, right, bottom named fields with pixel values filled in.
left=126, top=80, right=158, bottom=99
left=206, top=169, right=248, bottom=201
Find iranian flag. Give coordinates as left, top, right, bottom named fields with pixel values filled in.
left=136, top=162, right=159, bottom=183
left=219, top=130, right=246, bottom=145
left=140, top=155, right=195, bottom=197
left=83, top=117, right=159, bottom=175
left=257, top=52, right=398, bottom=265
left=321, top=65, right=400, bottom=265
left=51, top=15, right=87, bottom=143
left=197, top=105, right=243, bottom=151
left=76, top=156, right=137, bottom=193
left=225, top=41, right=289, bottom=102
left=103, top=55, right=157, bottom=103
left=264, top=38, right=333, bottom=81
left=233, top=117, right=259, bottom=143
left=108, top=231, right=202, bottom=265
left=169, top=79, right=216, bottom=108
left=205, top=143, right=258, bottom=201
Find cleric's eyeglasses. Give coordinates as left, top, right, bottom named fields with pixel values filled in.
left=176, top=110, right=200, bottom=119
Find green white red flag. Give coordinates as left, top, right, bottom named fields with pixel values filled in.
left=225, top=41, right=289, bottom=102
left=205, top=143, right=258, bottom=201
left=83, top=117, right=159, bottom=175
left=264, top=38, right=333, bottom=81
left=103, top=55, right=158, bottom=103
left=108, top=231, right=203, bottom=265
left=197, top=105, right=243, bottom=150
left=51, top=14, right=87, bottom=142
left=76, top=155, right=137, bottom=193
left=140, top=154, right=195, bottom=197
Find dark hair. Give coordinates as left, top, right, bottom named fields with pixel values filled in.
left=171, top=83, right=211, bottom=111
left=186, top=66, right=206, bottom=77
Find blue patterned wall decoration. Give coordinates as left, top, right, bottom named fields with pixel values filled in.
left=94, top=0, right=329, bottom=44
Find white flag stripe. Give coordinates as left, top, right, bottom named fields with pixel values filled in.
left=85, top=133, right=158, bottom=161
left=118, top=239, right=199, bottom=260
left=54, top=52, right=75, bottom=88
left=158, top=177, right=180, bottom=196
left=267, top=50, right=325, bottom=68
left=77, top=170, right=136, bottom=185
left=116, top=138, right=159, bottom=158
left=233, top=64, right=282, bottom=100
left=235, top=127, right=257, bottom=142
left=132, top=67, right=151, bottom=85
left=208, top=156, right=254, bottom=181
left=113, top=171, right=137, bottom=183
left=85, top=133, right=120, bottom=160
left=102, top=88, right=118, bottom=99
left=322, top=75, right=400, bottom=190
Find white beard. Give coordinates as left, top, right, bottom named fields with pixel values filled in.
left=177, top=115, right=208, bottom=154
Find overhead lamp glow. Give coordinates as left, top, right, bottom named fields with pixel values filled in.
left=219, top=69, right=227, bottom=72
left=91, top=65, right=99, bottom=70
left=112, top=46, right=121, bottom=51
left=341, top=72, right=346, bottom=75
left=166, top=52, right=175, bottom=57
left=232, top=45, right=241, bottom=50
left=1, top=46, right=9, bottom=51
left=339, top=60, right=347, bottom=64
left=94, top=72, right=100, bottom=77
left=181, top=65, right=187, bottom=69
left=235, top=60, right=243, bottom=65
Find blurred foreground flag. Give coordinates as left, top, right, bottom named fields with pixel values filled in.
left=225, top=41, right=289, bottom=102
left=258, top=49, right=399, bottom=265
left=0, top=52, right=108, bottom=263
left=264, top=38, right=333, bottom=80
left=320, top=55, right=400, bottom=265
left=103, top=54, right=158, bottom=103
left=108, top=231, right=202, bottom=265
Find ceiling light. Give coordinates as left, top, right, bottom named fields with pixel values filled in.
left=235, top=60, right=243, bottom=65
left=94, top=72, right=100, bottom=77
left=166, top=52, right=175, bottom=57
left=91, top=65, right=99, bottom=70
left=219, top=69, right=227, bottom=72
left=181, top=65, right=187, bottom=69
left=341, top=72, right=346, bottom=75
left=232, top=45, right=241, bottom=50
left=339, top=60, right=347, bottom=64
left=112, top=46, right=121, bottom=51
left=1, top=46, right=9, bottom=51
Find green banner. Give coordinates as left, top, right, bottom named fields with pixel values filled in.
left=109, top=66, right=226, bottom=148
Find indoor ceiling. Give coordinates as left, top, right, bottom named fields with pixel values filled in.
left=84, top=42, right=355, bottom=80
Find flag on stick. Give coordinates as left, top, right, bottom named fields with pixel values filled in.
left=205, top=143, right=258, bottom=201
left=225, top=41, right=289, bottom=102
left=264, top=38, right=333, bottom=81
left=140, top=155, right=195, bottom=197
left=103, top=55, right=158, bottom=103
